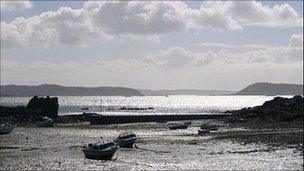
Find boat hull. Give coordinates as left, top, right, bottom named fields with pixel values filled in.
left=169, top=124, right=188, bottom=130
left=116, top=138, right=136, bottom=148
left=83, top=148, right=118, bottom=160
left=0, top=124, right=15, bottom=134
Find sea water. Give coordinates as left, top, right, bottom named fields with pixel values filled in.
left=0, top=95, right=291, bottom=115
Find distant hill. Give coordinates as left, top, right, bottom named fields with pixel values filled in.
left=235, top=82, right=303, bottom=95
left=0, top=84, right=143, bottom=96
left=139, top=89, right=235, bottom=96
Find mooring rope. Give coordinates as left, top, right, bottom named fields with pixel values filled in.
left=134, top=144, right=170, bottom=153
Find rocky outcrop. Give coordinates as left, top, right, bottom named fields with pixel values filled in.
left=0, top=96, right=59, bottom=124
left=26, top=96, right=59, bottom=118
left=226, top=95, right=304, bottom=123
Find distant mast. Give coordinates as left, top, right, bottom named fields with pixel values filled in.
left=99, top=98, right=102, bottom=111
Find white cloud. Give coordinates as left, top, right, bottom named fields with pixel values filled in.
left=1, top=1, right=302, bottom=49
left=197, top=43, right=272, bottom=49
left=144, top=44, right=302, bottom=69
left=1, top=7, right=111, bottom=49
left=1, top=1, right=33, bottom=12
left=289, top=34, right=303, bottom=47
left=89, top=1, right=188, bottom=35
left=187, top=1, right=302, bottom=31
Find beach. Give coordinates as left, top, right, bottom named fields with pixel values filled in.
left=1, top=120, right=302, bottom=170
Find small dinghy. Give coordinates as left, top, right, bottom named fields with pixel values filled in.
left=198, top=128, right=211, bottom=135
left=0, top=123, right=15, bottom=134
left=81, top=107, right=89, bottom=110
left=83, top=139, right=118, bottom=160
left=200, top=124, right=218, bottom=131
left=115, top=132, right=137, bottom=148
left=168, top=123, right=188, bottom=130
left=183, top=121, right=192, bottom=126
left=37, top=117, right=54, bottom=127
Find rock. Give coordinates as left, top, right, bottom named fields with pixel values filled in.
left=26, top=96, right=59, bottom=119
left=227, top=95, right=303, bottom=123
left=290, top=95, right=303, bottom=104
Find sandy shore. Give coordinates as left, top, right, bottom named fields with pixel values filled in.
left=0, top=120, right=303, bottom=170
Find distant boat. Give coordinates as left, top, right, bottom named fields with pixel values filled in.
left=168, top=123, right=188, bottom=130
left=198, top=128, right=210, bottom=134
left=114, top=132, right=137, bottom=148
left=37, top=117, right=54, bottom=127
left=81, top=107, right=89, bottom=110
left=183, top=121, right=192, bottom=126
left=82, top=140, right=118, bottom=160
left=0, top=123, right=15, bottom=134
left=200, top=124, right=218, bottom=131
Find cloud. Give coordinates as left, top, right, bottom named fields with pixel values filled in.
left=1, top=1, right=302, bottom=49
left=197, top=43, right=272, bottom=49
left=1, top=7, right=111, bottom=49
left=88, top=1, right=188, bottom=35
left=188, top=1, right=302, bottom=31
left=143, top=46, right=302, bottom=69
left=1, top=1, right=33, bottom=12
left=289, top=34, right=303, bottom=47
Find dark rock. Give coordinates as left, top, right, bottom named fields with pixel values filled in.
left=26, top=96, right=59, bottom=119
left=290, top=95, right=304, bottom=104
left=227, top=95, right=304, bottom=123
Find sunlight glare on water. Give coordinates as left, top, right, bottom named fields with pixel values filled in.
left=0, top=95, right=291, bottom=115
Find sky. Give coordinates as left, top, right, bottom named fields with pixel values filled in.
left=0, top=1, right=303, bottom=91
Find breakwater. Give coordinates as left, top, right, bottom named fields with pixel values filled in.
left=87, top=113, right=231, bottom=125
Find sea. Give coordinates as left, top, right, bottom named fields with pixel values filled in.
left=0, top=95, right=291, bottom=115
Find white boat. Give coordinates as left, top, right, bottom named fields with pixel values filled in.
left=115, top=132, right=137, bottom=148
left=0, top=123, right=15, bottom=134
left=37, top=117, right=54, bottom=127
left=83, top=140, right=118, bottom=160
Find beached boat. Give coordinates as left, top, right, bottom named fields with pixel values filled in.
left=198, top=128, right=211, bottom=134
left=82, top=140, right=118, bottom=160
left=37, top=117, right=54, bottom=127
left=168, top=123, right=189, bottom=130
left=200, top=124, right=218, bottom=131
left=184, top=121, right=192, bottom=126
left=0, top=123, right=15, bottom=134
left=115, top=132, right=137, bottom=148
left=81, top=107, right=89, bottom=110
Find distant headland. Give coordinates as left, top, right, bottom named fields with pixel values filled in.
left=234, top=82, right=303, bottom=95
left=0, top=84, right=143, bottom=96
left=0, top=82, right=303, bottom=96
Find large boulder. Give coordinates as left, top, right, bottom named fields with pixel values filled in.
left=26, top=96, right=59, bottom=118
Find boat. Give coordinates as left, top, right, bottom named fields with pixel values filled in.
left=115, top=132, right=137, bottom=148
left=168, top=123, right=189, bottom=130
left=37, top=117, right=54, bottom=127
left=183, top=121, right=192, bottom=126
left=198, top=128, right=211, bottom=134
left=0, top=123, right=15, bottom=134
left=81, top=107, right=89, bottom=110
left=82, top=140, right=118, bottom=160
left=200, top=124, right=218, bottom=131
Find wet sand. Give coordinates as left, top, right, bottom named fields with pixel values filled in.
left=0, top=121, right=303, bottom=170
